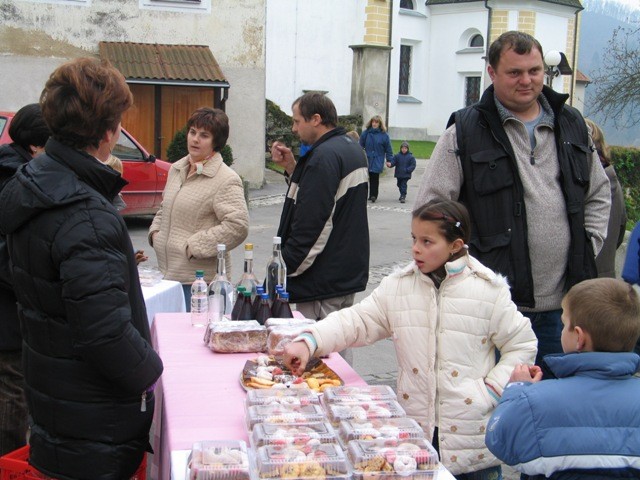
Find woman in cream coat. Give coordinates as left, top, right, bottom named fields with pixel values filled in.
left=285, top=200, right=537, bottom=477
left=149, top=108, right=249, bottom=306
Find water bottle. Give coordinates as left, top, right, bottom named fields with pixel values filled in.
left=239, top=243, right=259, bottom=300
left=208, top=244, right=234, bottom=322
left=265, top=236, right=287, bottom=301
left=190, top=270, right=208, bottom=327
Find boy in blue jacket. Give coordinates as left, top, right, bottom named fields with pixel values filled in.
left=386, top=141, right=416, bottom=203
left=485, top=277, right=640, bottom=480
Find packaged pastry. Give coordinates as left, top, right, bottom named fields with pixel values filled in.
left=266, top=325, right=307, bottom=356
left=255, top=442, right=351, bottom=480
left=264, top=317, right=315, bottom=329
left=246, top=387, right=320, bottom=406
left=251, top=421, right=338, bottom=448
left=187, top=440, right=251, bottom=480
left=245, top=403, right=327, bottom=431
left=323, top=399, right=406, bottom=426
left=322, top=385, right=397, bottom=404
left=338, top=417, right=425, bottom=446
left=208, top=320, right=267, bottom=353
left=348, top=438, right=439, bottom=479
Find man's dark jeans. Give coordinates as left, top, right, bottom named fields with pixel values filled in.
left=522, top=309, right=563, bottom=377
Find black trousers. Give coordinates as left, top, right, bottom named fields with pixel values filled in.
left=369, top=172, right=379, bottom=198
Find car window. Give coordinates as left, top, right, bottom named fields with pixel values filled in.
left=113, top=131, right=144, bottom=161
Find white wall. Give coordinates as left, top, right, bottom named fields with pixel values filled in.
left=423, top=5, right=488, bottom=136
left=265, top=0, right=365, bottom=115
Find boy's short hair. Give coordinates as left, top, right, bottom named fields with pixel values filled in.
left=563, top=278, right=640, bottom=352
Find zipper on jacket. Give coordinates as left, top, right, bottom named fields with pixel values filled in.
left=529, top=149, right=535, bottom=165
left=140, top=392, right=147, bottom=412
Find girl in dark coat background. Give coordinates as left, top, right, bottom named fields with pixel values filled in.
left=0, top=58, right=163, bottom=480
left=386, top=141, right=416, bottom=204
left=360, top=115, right=393, bottom=203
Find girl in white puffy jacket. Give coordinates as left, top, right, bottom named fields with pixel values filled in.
left=284, top=199, right=537, bottom=479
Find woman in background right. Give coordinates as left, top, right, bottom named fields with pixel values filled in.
left=585, top=119, right=627, bottom=278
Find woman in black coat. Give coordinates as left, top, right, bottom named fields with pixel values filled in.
left=0, top=58, right=163, bottom=480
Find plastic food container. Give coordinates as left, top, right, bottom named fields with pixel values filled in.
left=264, top=318, right=315, bottom=329
left=323, top=399, right=406, bottom=426
left=251, top=421, right=338, bottom=448
left=186, top=440, right=251, bottom=480
left=245, top=403, right=326, bottom=431
left=348, top=438, right=439, bottom=479
left=338, top=417, right=425, bottom=446
left=266, top=325, right=307, bottom=356
left=254, top=443, right=351, bottom=480
left=322, top=385, right=397, bottom=404
left=246, top=387, right=320, bottom=406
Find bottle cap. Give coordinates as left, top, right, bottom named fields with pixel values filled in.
left=273, top=236, right=281, bottom=245
left=236, top=285, right=246, bottom=293
left=256, top=285, right=264, bottom=293
left=217, top=244, right=226, bottom=251
left=195, top=270, right=204, bottom=276
left=245, top=243, right=254, bottom=250
left=243, top=291, right=252, bottom=297
left=281, top=292, right=289, bottom=299
left=261, top=293, right=270, bottom=300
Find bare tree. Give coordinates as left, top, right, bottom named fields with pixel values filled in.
left=589, top=25, right=640, bottom=129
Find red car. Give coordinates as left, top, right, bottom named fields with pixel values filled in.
left=0, top=111, right=170, bottom=216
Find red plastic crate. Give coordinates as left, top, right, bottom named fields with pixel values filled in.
left=0, top=446, right=146, bottom=480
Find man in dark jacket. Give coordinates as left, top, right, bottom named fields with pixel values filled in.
left=270, top=93, right=370, bottom=331
left=0, top=104, right=50, bottom=456
left=0, top=58, right=163, bottom=480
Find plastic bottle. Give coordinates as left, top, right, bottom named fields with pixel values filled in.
left=231, top=285, right=247, bottom=320
left=239, top=243, right=259, bottom=300
left=271, top=285, right=284, bottom=317
left=251, top=285, right=265, bottom=319
left=208, top=244, right=234, bottom=322
left=190, top=270, right=208, bottom=327
left=255, top=292, right=273, bottom=326
left=237, top=291, right=254, bottom=320
left=265, top=236, right=287, bottom=302
left=272, top=291, right=294, bottom=319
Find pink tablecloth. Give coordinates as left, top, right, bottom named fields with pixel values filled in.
left=150, top=313, right=367, bottom=480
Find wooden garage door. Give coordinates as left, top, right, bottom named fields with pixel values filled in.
left=122, top=84, right=156, bottom=155
left=160, top=86, right=214, bottom=159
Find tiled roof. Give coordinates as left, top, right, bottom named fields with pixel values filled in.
left=425, top=0, right=583, bottom=8
left=99, top=42, right=227, bottom=83
left=575, top=69, right=591, bottom=83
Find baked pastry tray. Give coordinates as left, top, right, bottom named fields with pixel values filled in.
left=240, top=355, right=343, bottom=392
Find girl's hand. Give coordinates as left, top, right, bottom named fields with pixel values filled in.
left=283, top=341, right=311, bottom=376
left=509, top=364, right=543, bottom=383
left=386, top=162, right=392, bottom=168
